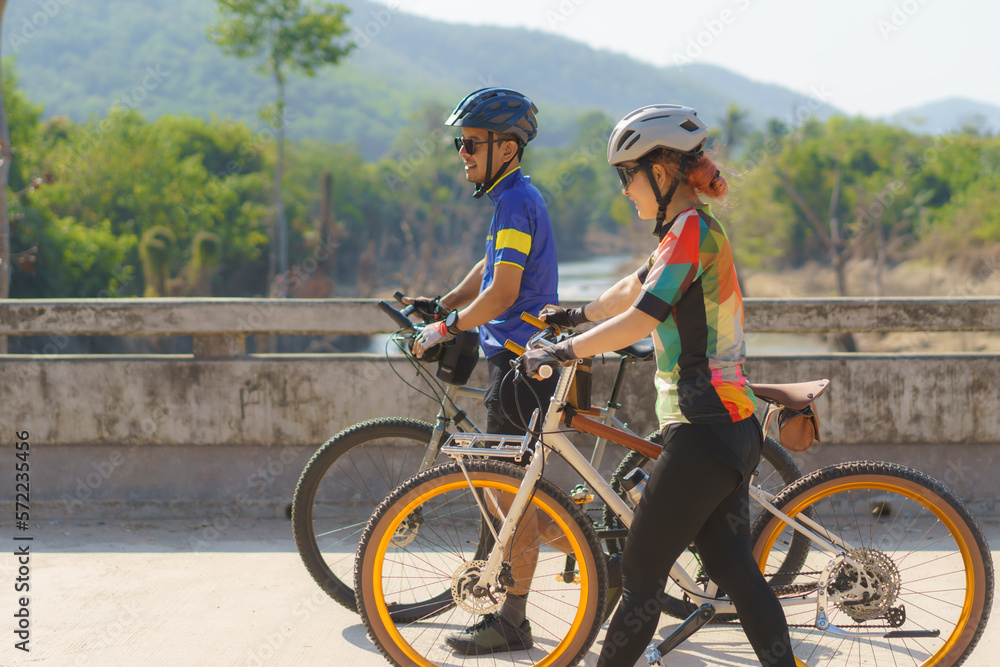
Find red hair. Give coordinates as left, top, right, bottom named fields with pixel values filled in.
left=647, top=148, right=728, bottom=199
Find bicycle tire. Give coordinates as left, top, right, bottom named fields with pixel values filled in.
left=603, top=434, right=806, bottom=621
left=356, top=459, right=608, bottom=667
left=750, top=460, right=994, bottom=667
left=291, top=418, right=445, bottom=614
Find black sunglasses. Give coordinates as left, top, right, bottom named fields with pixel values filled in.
left=454, top=136, right=505, bottom=156
left=616, top=164, right=643, bottom=189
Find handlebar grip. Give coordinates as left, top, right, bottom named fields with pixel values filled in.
left=393, top=291, right=406, bottom=305
left=377, top=300, right=415, bottom=330
left=537, top=365, right=553, bottom=379
left=504, top=340, right=526, bottom=355
left=520, top=311, right=550, bottom=331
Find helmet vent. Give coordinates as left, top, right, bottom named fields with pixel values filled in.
left=680, top=119, right=701, bottom=132
left=615, top=129, right=636, bottom=153
left=623, top=133, right=642, bottom=151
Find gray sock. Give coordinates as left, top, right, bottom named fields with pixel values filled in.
left=500, top=593, right=528, bottom=627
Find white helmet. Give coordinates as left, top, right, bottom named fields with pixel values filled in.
left=607, top=104, right=708, bottom=166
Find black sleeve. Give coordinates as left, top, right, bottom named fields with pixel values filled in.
left=635, top=251, right=656, bottom=285
left=634, top=291, right=673, bottom=322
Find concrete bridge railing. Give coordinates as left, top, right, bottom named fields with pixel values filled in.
left=2, top=297, right=999, bottom=518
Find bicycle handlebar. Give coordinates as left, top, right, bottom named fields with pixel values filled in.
left=505, top=312, right=565, bottom=380
left=378, top=300, right=415, bottom=331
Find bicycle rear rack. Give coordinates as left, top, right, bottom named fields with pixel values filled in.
left=441, top=432, right=533, bottom=463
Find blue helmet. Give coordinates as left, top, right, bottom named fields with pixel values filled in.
left=445, top=88, right=538, bottom=145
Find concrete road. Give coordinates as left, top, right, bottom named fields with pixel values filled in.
left=2, top=517, right=997, bottom=666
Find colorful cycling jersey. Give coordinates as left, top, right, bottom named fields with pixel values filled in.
left=479, top=168, right=559, bottom=357
left=633, top=205, right=756, bottom=427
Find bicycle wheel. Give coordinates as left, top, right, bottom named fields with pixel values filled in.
left=356, top=459, right=608, bottom=667
left=292, top=418, right=443, bottom=613
left=751, top=461, right=994, bottom=667
left=604, top=435, right=805, bottom=620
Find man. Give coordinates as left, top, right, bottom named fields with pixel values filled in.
left=406, top=87, right=559, bottom=654
left=410, top=87, right=559, bottom=436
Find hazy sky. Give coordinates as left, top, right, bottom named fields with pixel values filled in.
left=372, top=0, right=1000, bottom=117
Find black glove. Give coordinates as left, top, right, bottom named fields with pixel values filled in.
left=409, top=296, right=447, bottom=320
left=538, top=304, right=589, bottom=329
left=519, top=339, right=577, bottom=378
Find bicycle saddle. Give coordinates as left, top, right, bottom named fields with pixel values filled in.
left=614, top=337, right=655, bottom=361
left=750, top=379, right=830, bottom=410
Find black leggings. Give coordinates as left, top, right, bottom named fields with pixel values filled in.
left=598, top=419, right=794, bottom=667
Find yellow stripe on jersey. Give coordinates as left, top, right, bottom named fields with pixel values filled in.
left=496, top=228, right=532, bottom=256
left=496, top=260, right=526, bottom=270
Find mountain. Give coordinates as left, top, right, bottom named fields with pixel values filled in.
left=3, top=0, right=843, bottom=158
left=886, top=97, right=1000, bottom=135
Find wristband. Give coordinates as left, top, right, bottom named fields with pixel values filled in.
left=445, top=309, right=463, bottom=335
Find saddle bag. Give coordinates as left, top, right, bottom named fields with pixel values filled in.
left=776, top=404, right=822, bottom=453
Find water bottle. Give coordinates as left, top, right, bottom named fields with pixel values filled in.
left=619, top=467, right=648, bottom=506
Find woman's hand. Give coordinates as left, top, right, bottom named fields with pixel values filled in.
left=519, top=339, right=576, bottom=379
left=538, top=304, right=589, bottom=329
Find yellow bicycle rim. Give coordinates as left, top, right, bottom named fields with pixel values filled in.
left=371, top=477, right=592, bottom=667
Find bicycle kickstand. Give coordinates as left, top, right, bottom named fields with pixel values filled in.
left=644, top=603, right=716, bottom=665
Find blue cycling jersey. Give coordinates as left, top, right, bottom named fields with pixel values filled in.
left=480, top=168, right=559, bottom=357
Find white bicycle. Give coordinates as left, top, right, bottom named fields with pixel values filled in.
left=355, top=320, right=993, bottom=666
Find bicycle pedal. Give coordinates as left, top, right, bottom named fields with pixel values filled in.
left=554, top=572, right=581, bottom=584
left=570, top=484, right=595, bottom=505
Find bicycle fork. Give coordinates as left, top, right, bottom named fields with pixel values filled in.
left=455, top=414, right=546, bottom=596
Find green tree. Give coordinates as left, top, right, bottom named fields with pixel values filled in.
left=718, top=104, right=751, bottom=159
left=207, top=0, right=354, bottom=295
left=33, top=110, right=271, bottom=296
left=531, top=110, right=623, bottom=259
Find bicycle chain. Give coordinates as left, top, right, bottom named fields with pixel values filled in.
left=770, top=569, right=822, bottom=598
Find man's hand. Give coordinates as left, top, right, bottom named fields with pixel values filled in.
left=401, top=295, right=446, bottom=320
left=412, top=321, right=455, bottom=358
left=538, top=304, right=589, bottom=329
left=519, top=339, right=577, bottom=379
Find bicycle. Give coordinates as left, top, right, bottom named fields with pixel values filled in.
left=354, top=320, right=993, bottom=667
left=291, top=298, right=803, bottom=618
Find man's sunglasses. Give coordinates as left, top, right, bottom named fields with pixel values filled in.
left=453, top=136, right=505, bottom=156
left=616, top=164, right=643, bottom=189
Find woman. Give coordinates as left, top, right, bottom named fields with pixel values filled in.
left=525, top=104, right=794, bottom=666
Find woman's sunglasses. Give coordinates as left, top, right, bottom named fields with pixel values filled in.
left=453, top=136, right=504, bottom=156
left=616, top=164, right=643, bottom=189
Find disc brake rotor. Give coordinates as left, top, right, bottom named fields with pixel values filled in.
left=451, top=560, right=507, bottom=615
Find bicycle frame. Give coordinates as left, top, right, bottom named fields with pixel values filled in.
left=444, top=358, right=875, bottom=629
left=398, top=330, right=643, bottom=477
left=418, top=383, right=484, bottom=471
